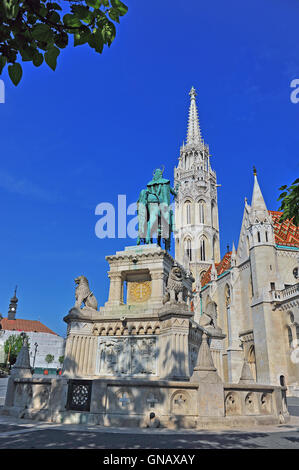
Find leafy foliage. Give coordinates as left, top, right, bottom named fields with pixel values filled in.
left=0, top=0, right=128, bottom=85
left=58, top=355, right=64, bottom=364
left=4, top=333, right=30, bottom=363
left=45, top=353, right=54, bottom=363
left=278, top=178, right=299, bottom=226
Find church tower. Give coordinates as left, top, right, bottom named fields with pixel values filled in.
left=8, top=286, right=18, bottom=321
left=174, top=87, right=220, bottom=284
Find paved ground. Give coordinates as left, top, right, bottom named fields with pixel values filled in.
left=1, top=378, right=299, bottom=449
left=0, top=415, right=299, bottom=449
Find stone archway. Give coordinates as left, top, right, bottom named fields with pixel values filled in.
left=247, top=345, right=257, bottom=382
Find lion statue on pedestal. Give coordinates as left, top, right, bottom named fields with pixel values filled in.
left=163, top=263, right=185, bottom=304
left=74, top=275, right=98, bottom=311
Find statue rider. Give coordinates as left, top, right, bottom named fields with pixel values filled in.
left=137, top=167, right=178, bottom=251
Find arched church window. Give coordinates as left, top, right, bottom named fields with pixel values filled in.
left=186, top=238, right=192, bottom=261
left=199, top=200, right=205, bottom=224
left=185, top=201, right=191, bottom=225
left=287, top=326, right=293, bottom=348
left=248, top=345, right=257, bottom=381
left=211, top=201, right=217, bottom=228
left=200, top=238, right=206, bottom=261
left=257, top=232, right=261, bottom=243
left=213, top=236, right=218, bottom=259
left=280, top=375, right=286, bottom=387
left=265, top=231, right=268, bottom=242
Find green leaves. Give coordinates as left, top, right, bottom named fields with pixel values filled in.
left=63, top=13, right=82, bottom=28
left=0, top=56, right=7, bottom=74
left=44, top=46, right=60, bottom=70
left=33, top=51, right=44, bottom=67
left=8, top=62, right=22, bottom=85
left=111, top=0, right=128, bottom=16
left=0, top=0, right=128, bottom=85
left=71, top=5, right=94, bottom=23
left=3, top=0, right=20, bottom=19
left=74, top=29, right=91, bottom=47
left=102, top=21, right=116, bottom=46
left=86, top=0, right=102, bottom=8
left=278, top=178, right=299, bottom=226
left=31, top=23, right=53, bottom=42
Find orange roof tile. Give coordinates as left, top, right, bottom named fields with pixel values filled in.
left=201, top=252, right=232, bottom=288
left=269, top=211, right=299, bottom=247
left=0, top=318, right=58, bottom=335
left=200, top=211, right=298, bottom=289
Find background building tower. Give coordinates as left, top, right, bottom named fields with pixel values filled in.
left=174, top=87, right=220, bottom=284
left=7, top=286, right=18, bottom=321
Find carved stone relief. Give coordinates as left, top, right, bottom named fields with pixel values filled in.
left=225, top=392, right=241, bottom=416
left=97, top=337, right=157, bottom=376
left=260, top=393, right=272, bottom=414
left=171, top=391, right=189, bottom=415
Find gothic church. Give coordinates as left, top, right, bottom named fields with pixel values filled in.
left=174, top=88, right=299, bottom=395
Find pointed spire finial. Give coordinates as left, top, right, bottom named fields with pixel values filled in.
left=186, top=86, right=202, bottom=147
left=231, top=242, right=237, bottom=266
left=251, top=170, right=268, bottom=214
left=13, top=285, right=18, bottom=300
left=189, top=86, right=197, bottom=99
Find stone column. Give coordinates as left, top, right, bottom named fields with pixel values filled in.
left=159, top=309, right=191, bottom=380
left=150, top=269, right=165, bottom=304
left=107, top=271, right=123, bottom=306
left=62, top=334, right=74, bottom=375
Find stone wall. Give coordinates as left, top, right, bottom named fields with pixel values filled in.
left=2, top=376, right=289, bottom=429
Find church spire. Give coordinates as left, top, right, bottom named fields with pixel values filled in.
left=8, top=286, right=18, bottom=320
left=251, top=167, right=268, bottom=214
left=186, top=86, right=202, bottom=147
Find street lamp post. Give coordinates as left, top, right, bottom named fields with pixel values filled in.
left=33, top=342, right=38, bottom=372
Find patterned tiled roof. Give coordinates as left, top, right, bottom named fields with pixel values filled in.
left=201, top=251, right=232, bottom=288
left=200, top=211, right=298, bottom=288
left=269, top=211, right=299, bottom=247
left=0, top=318, right=58, bottom=335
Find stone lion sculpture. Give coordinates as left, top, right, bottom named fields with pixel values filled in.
left=74, top=275, right=98, bottom=311
left=163, top=263, right=185, bottom=304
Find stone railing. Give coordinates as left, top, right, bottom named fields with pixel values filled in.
left=271, top=284, right=299, bottom=302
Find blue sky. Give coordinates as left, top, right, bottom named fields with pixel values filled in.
left=0, top=0, right=298, bottom=337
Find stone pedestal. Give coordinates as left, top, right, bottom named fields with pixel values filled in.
left=2, top=245, right=290, bottom=429
left=191, top=333, right=225, bottom=417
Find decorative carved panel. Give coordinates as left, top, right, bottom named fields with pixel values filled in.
left=97, top=337, right=157, bottom=376
left=171, top=391, right=189, bottom=415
